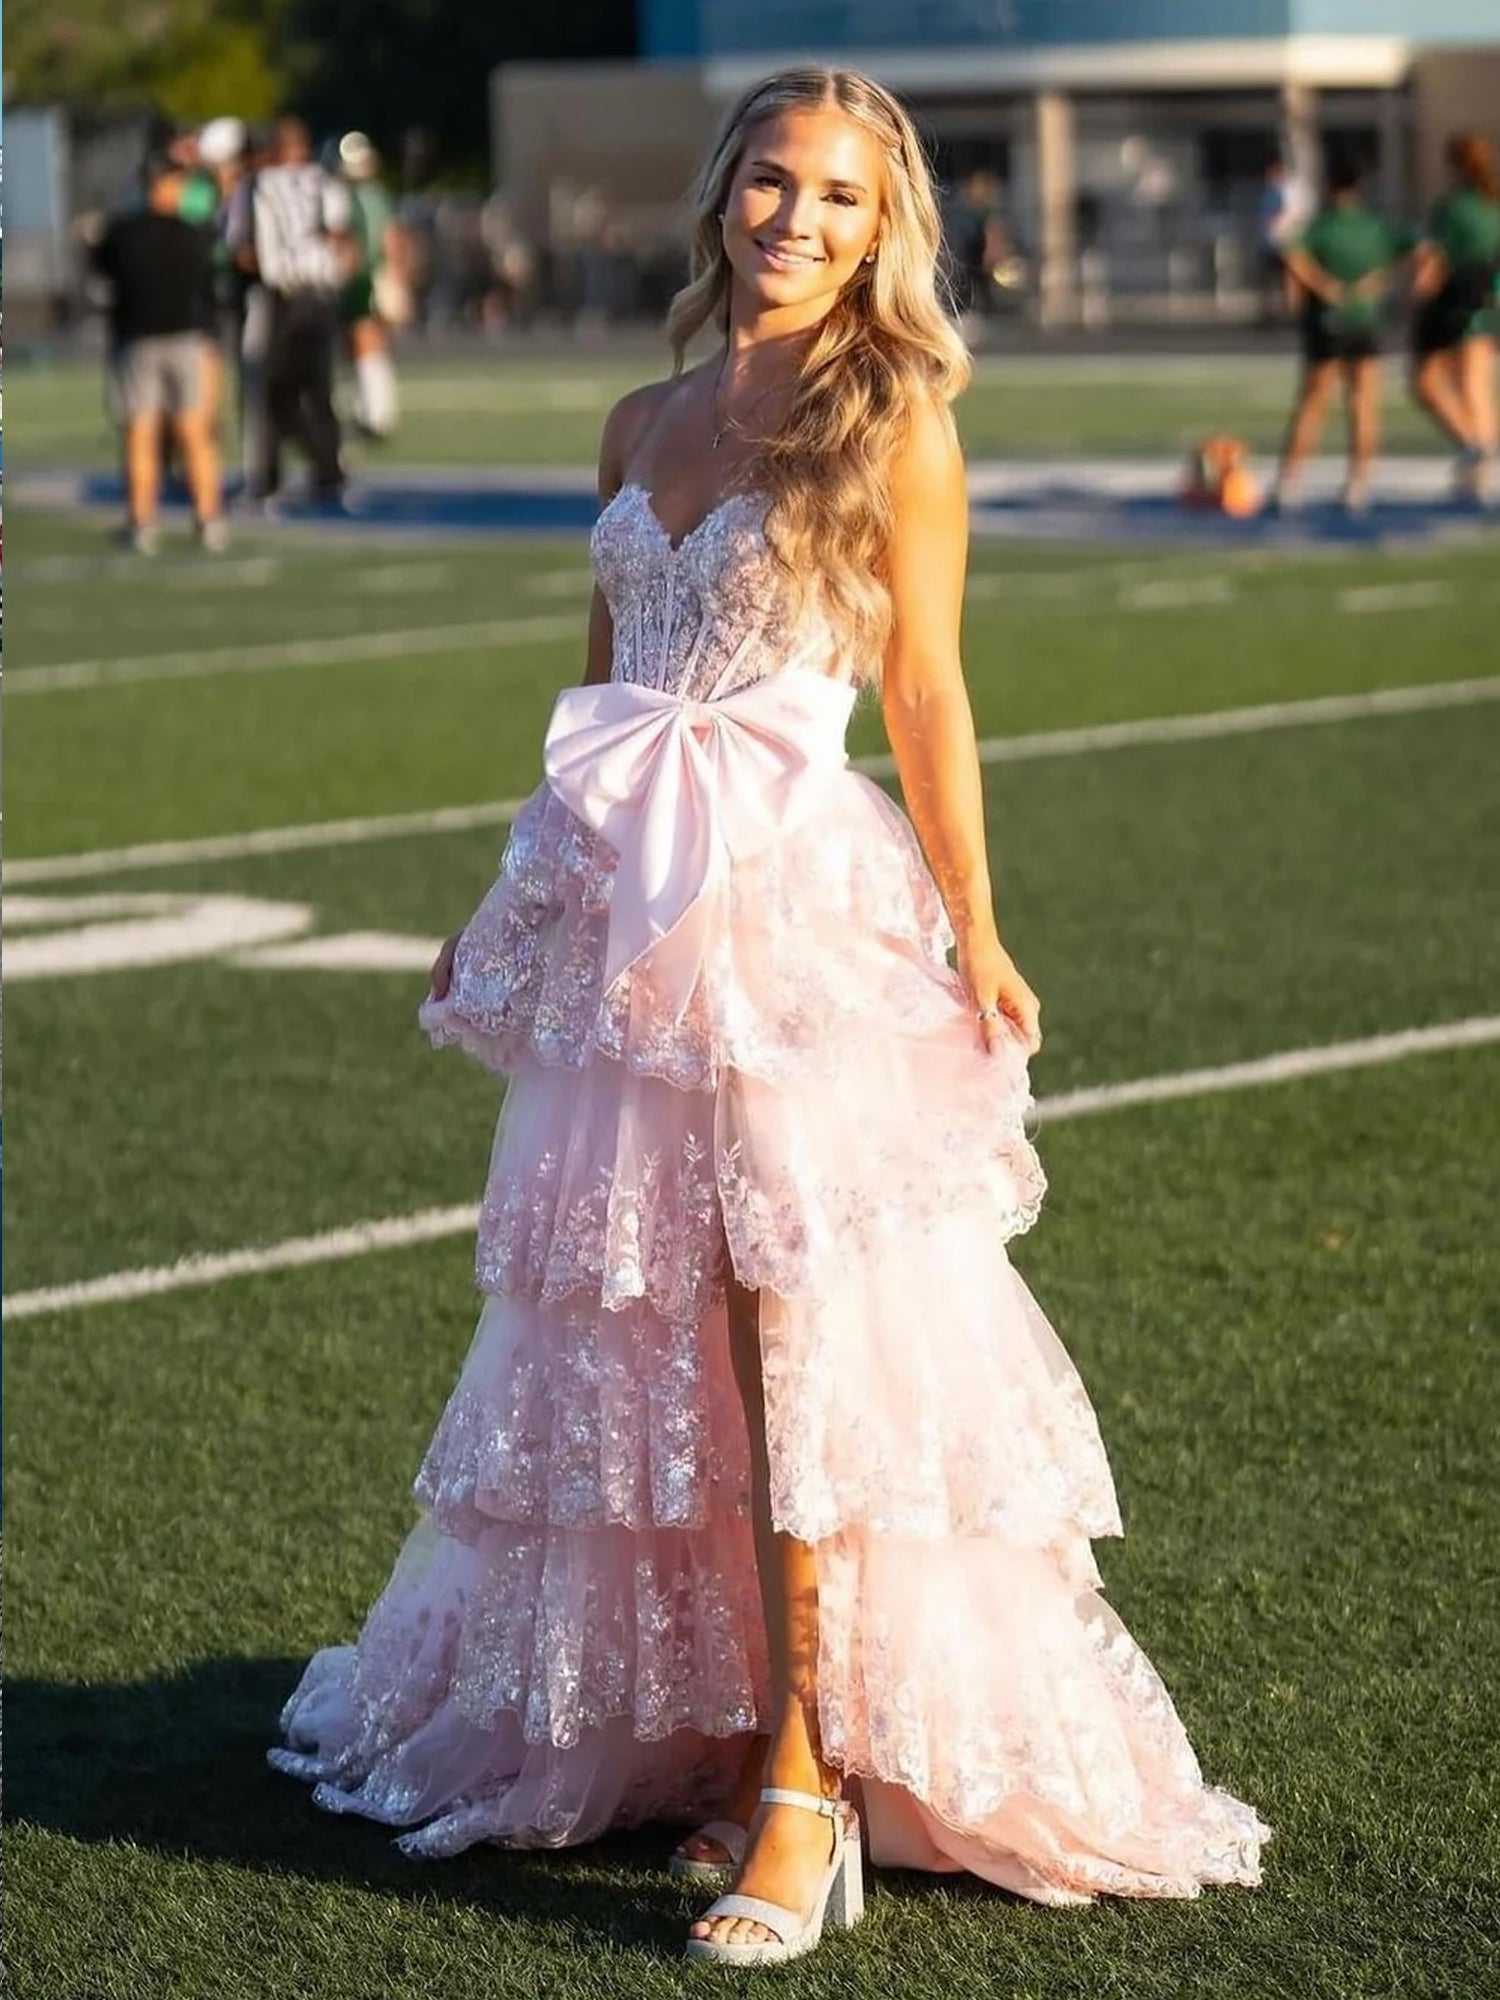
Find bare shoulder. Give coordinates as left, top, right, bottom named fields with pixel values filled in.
left=598, top=373, right=693, bottom=497
left=889, top=391, right=965, bottom=507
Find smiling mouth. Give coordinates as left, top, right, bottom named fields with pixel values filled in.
left=754, top=240, right=824, bottom=268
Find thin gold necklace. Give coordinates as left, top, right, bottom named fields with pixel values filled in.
left=709, top=348, right=791, bottom=451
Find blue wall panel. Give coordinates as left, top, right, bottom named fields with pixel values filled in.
left=1293, top=0, right=1500, bottom=40
left=649, top=0, right=1500, bottom=60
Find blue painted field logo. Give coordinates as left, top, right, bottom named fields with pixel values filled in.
left=3, top=893, right=439, bottom=977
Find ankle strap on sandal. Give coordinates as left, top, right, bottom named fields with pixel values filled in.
left=759, top=1785, right=842, bottom=1816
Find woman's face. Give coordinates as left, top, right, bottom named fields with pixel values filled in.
left=720, top=107, right=885, bottom=315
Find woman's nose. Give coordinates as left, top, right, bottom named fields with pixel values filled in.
left=778, top=185, right=819, bottom=241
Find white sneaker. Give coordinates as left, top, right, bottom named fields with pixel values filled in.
left=1451, top=445, right=1491, bottom=505
left=131, top=522, right=162, bottom=557
left=197, top=516, right=232, bottom=554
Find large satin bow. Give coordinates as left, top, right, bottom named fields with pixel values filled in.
left=543, top=667, right=856, bottom=1021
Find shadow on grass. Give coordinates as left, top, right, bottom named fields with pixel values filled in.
left=6, top=1657, right=1009, bottom=1949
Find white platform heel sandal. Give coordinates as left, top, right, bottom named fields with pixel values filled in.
left=682, top=1785, right=865, bottom=1965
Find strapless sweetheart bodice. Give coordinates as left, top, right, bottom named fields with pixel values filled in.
left=589, top=481, right=851, bottom=701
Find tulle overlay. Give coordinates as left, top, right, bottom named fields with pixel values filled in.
left=270, top=480, right=1269, bottom=1899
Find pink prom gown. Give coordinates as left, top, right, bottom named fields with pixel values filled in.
left=268, top=480, right=1270, bottom=1902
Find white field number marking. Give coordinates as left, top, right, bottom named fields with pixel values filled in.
left=2, top=892, right=438, bottom=979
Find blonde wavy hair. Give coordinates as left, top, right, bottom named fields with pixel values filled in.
left=665, top=67, right=971, bottom=678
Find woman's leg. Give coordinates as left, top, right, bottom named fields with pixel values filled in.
left=1410, top=346, right=1475, bottom=449
left=1458, top=333, right=1498, bottom=464
left=1273, top=359, right=1336, bottom=502
left=686, top=1274, right=848, bottom=1948
left=1343, top=355, right=1381, bottom=507
left=125, top=411, right=162, bottom=532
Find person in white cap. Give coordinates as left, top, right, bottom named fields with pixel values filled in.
left=336, top=130, right=408, bottom=441
left=192, top=118, right=249, bottom=465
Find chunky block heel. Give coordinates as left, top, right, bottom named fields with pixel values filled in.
left=683, top=1785, right=866, bottom=1965
left=826, top=1828, right=864, bottom=1927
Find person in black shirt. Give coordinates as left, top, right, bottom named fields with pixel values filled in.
left=93, top=153, right=229, bottom=552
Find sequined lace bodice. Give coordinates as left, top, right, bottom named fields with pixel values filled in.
left=590, top=481, right=848, bottom=700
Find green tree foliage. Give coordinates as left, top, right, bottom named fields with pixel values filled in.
left=5, top=1, right=288, bottom=120
left=4, top=0, right=637, bottom=176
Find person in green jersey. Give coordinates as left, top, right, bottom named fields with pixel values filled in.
left=1410, top=133, right=1500, bottom=504
left=1270, top=157, right=1411, bottom=515
left=337, top=131, right=408, bottom=440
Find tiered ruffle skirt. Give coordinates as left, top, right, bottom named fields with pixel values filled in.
left=269, top=772, right=1268, bottom=1900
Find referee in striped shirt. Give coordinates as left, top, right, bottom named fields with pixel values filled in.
left=230, top=116, right=354, bottom=506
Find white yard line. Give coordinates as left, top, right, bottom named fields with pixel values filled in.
left=7, top=615, right=580, bottom=694
left=851, top=673, right=1500, bottom=778
left=1338, top=581, right=1454, bottom=614
left=1036, top=1016, right=1500, bottom=1121
left=1118, top=575, right=1238, bottom=611
left=4, top=1206, right=482, bottom=1322
left=11, top=672, right=1499, bottom=887
left=7, top=1014, right=1497, bottom=1322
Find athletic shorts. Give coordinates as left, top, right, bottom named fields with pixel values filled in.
left=1301, top=312, right=1380, bottom=366
left=340, top=272, right=377, bottom=325
left=1411, top=274, right=1495, bottom=357
left=116, top=333, right=206, bottom=420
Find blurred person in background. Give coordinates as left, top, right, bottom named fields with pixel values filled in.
left=479, top=188, right=539, bottom=334
left=91, top=150, right=229, bottom=554
left=1269, top=156, right=1411, bottom=515
left=194, top=117, right=250, bottom=460
left=336, top=130, right=409, bottom=440
left=228, top=114, right=354, bottom=508
left=227, top=126, right=277, bottom=493
left=1409, top=132, right=1500, bottom=504
left=395, top=188, right=437, bottom=332
left=939, top=168, right=1012, bottom=333
left=1257, top=154, right=1315, bottom=327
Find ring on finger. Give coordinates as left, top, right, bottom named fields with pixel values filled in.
left=976, top=1005, right=1002, bottom=1022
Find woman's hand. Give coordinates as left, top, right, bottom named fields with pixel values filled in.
left=958, top=929, right=1042, bottom=1058
left=428, top=930, right=463, bottom=1000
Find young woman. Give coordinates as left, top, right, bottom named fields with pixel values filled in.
left=269, top=66, right=1269, bottom=1966
left=1409, top=132, right=1500, bottom=503
left=1270, top=157, right=1409, bottom=515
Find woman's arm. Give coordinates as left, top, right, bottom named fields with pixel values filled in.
left=1280, top=244, right=1342, bottom=305
left=879, top=397, right=1041, bottom=1058
left=1410, top=238, right=1448, bottom=302
left=579, top=376, right=672, bottom=685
